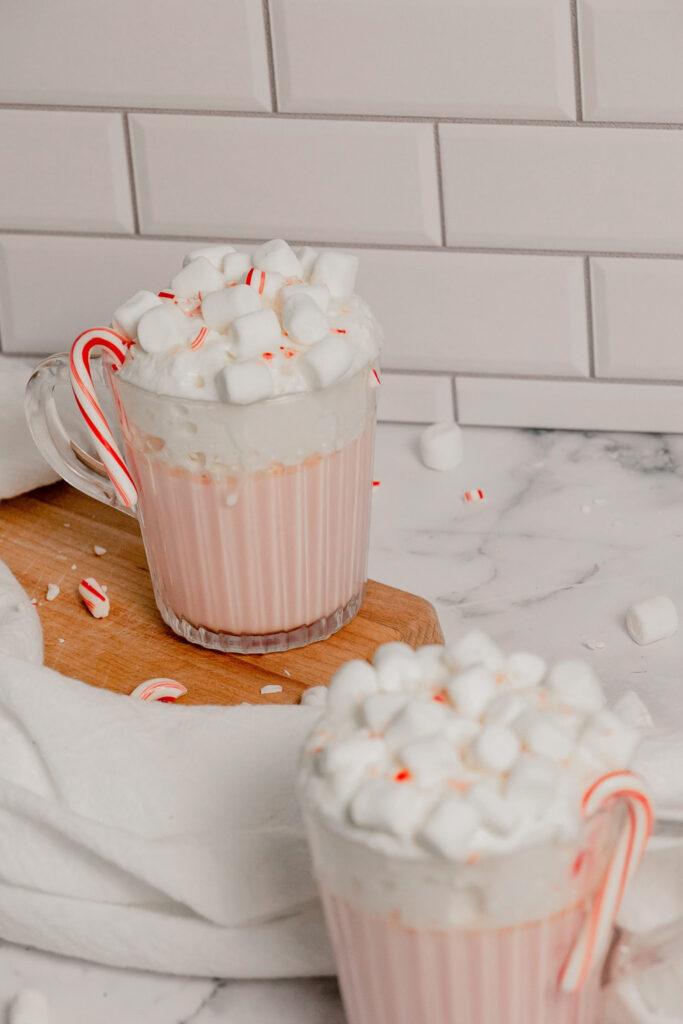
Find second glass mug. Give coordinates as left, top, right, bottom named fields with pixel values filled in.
left=25, top=330, right=378, bottom=653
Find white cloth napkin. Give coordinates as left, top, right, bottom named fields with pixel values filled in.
left=0, top=358, right=58, bottom=500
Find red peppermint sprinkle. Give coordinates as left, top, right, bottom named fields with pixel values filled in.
left=394, top=769, right=412, bottom=783
left=373, top=480, right=381, bottom=487
left=262, top=351, right=274, bottom=361
left=158, top=290, right=175, bottom=299
left=372, top=368, right=381, bottom=385
left=331, top=328, right=347, bottom=334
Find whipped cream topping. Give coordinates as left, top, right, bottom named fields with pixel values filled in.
left=113, top=239, right=381, bottom=404
left=299, top=632, right=642, bottom=864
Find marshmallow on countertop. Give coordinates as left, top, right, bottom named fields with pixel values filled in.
left=419, top=422, right=464, bottom=472
left=301, top=335, right=353, bottom=388
left=183, top=243, right=236, bottom=269
left=201, top=284, right=261, bottom=333
left=626, top=596, right=679, bottom=646
left=228, top=309, right=282, bottom=359
left=112, top=290, right=162, bottom=340
left=311, top=251, right=359, bottom=300
left=136, top=303, right=189, bottom=354
left=171, top=257, right=226, bottom=298
left=252, top=238, right=303, bottom=279
left=219, top=361, right=274, bottom=405
left=281, top=294, right=330, bottom=345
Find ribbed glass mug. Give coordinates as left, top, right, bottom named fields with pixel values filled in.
left=25, top=332, right=378, bottom=653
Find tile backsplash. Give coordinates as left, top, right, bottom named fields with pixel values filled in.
left=1, top=0, right=682, bottom=432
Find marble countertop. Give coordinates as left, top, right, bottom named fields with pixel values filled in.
left=4, top=422, right=683, bottom=1022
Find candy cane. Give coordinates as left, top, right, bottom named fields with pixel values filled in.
left=559, top=770, right=653, bottom=993
left=130, top=678, right=187, bottom=702
left=190, top=326, right=208, bottom=351
left=70, top=328, right=138, bottom=507
left=78, top=577, right=110, bottom=618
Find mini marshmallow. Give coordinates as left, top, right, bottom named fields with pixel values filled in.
left=546, top=659, right=605, bottom=714
left=171, top=257, right=225, bottom=298
left=372, top=642, right=422, bottom=693
left=446, top=665, right=497, bottom=720
left=221, top=251, right=252, bottom=283
left=243, top=267, right=285, bottom=300
left=484, top=691, right=527, bottom=727
left=471, top=724, right=521, bottom=773
left=112, top=289, right=162, bottom=340
left=201, top=284, right=261, bottom=333
left=506, top=651, right=547, bottom=690
left=327, top=659, right=378, bottom=712
left=311, top=251, right=359, bottom=300
left=506, top=754, right=559, bottom=818
left=443, top=630, right=505, bottom=674
left=9, top=989, right=50, bottom=1024
left=297, top=246, right=319, bottom=279
left=281, top=294, right=330, bottom=345
left=400, top=735, right=465, bottom=786
left=137, top=303, right=189, bottom=354
left=219, top=360, right=274, bottom=405
left=319, top=732, right=387, bottom=778
left=228, top=309, right=282, bottom=359
left=444, top=713, right=481, bottom=748
left=514, top=709, right=575, bottom=762
left=384, top=699, right=448, bottom=750
left=467, top=780, right=518, bottom=835
left=579, top=709, right=641, bottom=769
left=419, top=793, right=481, bottom=860
left=252, top=238, right=303, bottom=278
left=351, top=778, right=434, bottom=841
left=626, top=595, right=679, bottom=646
left=183, top=243, right=236, bottom=269
left=301, top=685, right=328, bottom=707
left=415, top=644, right=450, bottom=687
left=280, top=282, right=330, bottom=314
left=301, top=335, right=353, bottom=388
left=363, top=692, right=409, bottom=732
left=419, top=422, right=464, bottom=472
left=613, top=690, right=655, bottom=730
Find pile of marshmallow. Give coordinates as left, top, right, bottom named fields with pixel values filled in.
left=112, top=239, right=380, bottom=404
left=301, top=632, right=641, bottom=861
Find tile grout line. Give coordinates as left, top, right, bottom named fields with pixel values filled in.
left=583, top=256, right=596, bottom=376
left=1, top=102, right=683, bottom=130
left=569, top=0, right=584, bottom=122
left=122, top=113, right=141, bottom=235
left=1, top=226, right=683, bottom=262
left=451, top=376, right=459, bottom=422
left=433, top=123, right=448, bottom=247
left=261, top=0, right=279, bottom=113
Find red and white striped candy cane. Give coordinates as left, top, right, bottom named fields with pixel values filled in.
left=130, top=678, right=188, bottom=703
left=560, top=770, right=653, bottom=993
left=69, top=328, right=138, bottom=508
left=190, top=326, right=208, bottom=351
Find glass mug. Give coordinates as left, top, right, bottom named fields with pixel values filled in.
left=25, top=330, right=377, bottom=653
left=300, top=773, right=678, bottom=1024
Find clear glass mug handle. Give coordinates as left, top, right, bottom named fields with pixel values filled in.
left=25, top=337, right=138, bottom=518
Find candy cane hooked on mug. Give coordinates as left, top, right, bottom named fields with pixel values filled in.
left=560, top=770, right=653, bottom=993
left=69, top=328, right=138, bottom=508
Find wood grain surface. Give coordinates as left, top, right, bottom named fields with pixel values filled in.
left=0, top=482, right=443, bottom=705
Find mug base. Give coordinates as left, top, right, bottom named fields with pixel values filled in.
left=156, top=587, right=366, bottom=654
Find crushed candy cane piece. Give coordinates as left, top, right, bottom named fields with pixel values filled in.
left=78, top=577, right=110, bottom=618
left=581, top=505, right=591, bottom=515
left=93, top=545, right=107, bottom=556
left=261, top=684, right=283, bottom=695
left=45, top=583, right=60, bottom=602
left=130, top=678, right=187, bottom=702
left=582, top=638, right=605, bottom=651
left=71, top=564, right=77, bottom=570
left=463, top=489, right=484, bottom=503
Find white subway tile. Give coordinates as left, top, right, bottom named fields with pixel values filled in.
left=579, top=0, right=683, bottom=123
left=357, top=250, right=588, bottom=376
left=456, top=377, right=683, bottom=433
left=0, top=111, right=134, bottom=233
left=378, top=373, right=454, bottom=424
left=0, top=235, right=192, bottom=353
left=591, top=258, right=683, bottom=381
left=440, top=124, right=683, bottom=255
left=0, top=0, right=271, bottom=111
left=272, top=0, right=575, bottom=119
left=130, top=115, right=441, bottom=245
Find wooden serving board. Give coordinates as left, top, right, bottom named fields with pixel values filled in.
left=0, top=482, right=443, bottom=705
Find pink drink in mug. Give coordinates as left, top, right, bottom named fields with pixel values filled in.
left=298, top=637, right=655, bottom=1024
left=25, top=242, right=381, bottom=653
